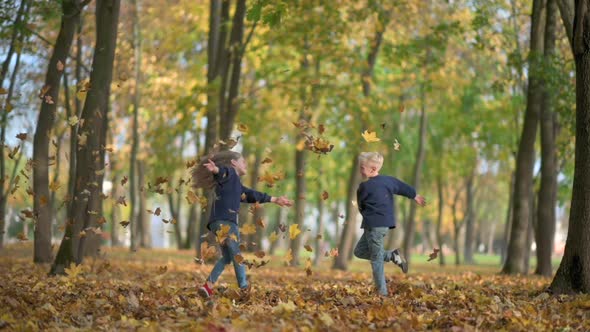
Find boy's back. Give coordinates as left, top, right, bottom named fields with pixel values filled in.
left=357, top=175, right=416, bottom=229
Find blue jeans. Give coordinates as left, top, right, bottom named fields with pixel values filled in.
left=354, top=227, right=394, bottom=296
left=207, top=220, right=248, bottom=289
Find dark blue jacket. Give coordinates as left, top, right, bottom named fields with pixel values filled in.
left=357, top=175, right=416, bottom=229
left=207, top=166, right=271, bottom=229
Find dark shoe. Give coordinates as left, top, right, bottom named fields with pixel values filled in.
left=239, top=284, right=251, bottom=302
left=392, top=249, right=408, bottom=273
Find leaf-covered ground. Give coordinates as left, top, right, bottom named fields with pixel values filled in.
left=1, top=244, right=589, bottom=331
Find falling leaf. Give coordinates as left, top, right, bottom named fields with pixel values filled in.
left=68, top=116, right=79, bottom=126
left=427, top=248, right=440, bottom=262
left=399, top=104, right=405, bottom=113
left=5, top=102, right=13, bottom=113
left=121, top=176, right=129, bottom=186
left=120, top=220, right=130, bottom=228
left=289, top=224, right=301, bottom=240
left=17, top=232, right=28, bottom=241
left=216, top=224, right=231, bottom=243
left=240, top=223, right=256, bottom=235
left=97, top=216, right=107, bottom=225
left=185, top=159, right=197, bottom=169
left=56, top=60, right=64, bottom=71
left=296, top=139, right=306, bottom=151
left=16, top=133, right=27, bottom=141
left=321, top=191, right=329, bottom=201
left=39, top=85, right=50, bottom=98
left=234, top=254, right=245, bottom=264
left=240, top=193, right=247, bottom=201
left=269, top=231, right=278, bottom=243
left=329, top=248, right=339, bottom=257
left=79, top=230, right=87, bottom=238
left=305, top=258, right=312, bottom=276
left=278, top=223, right=287, bottom=232
left=186, top=190, right=198, bottom=204
left=393, top=138, right=401, bottom=151
left=157, top=265, right=167, bottom=274
left=362, top=130, right=380, bottom=142
left=49, top=180, right=61, bottom=192
left=0, top=87, right=7, bottom=94
left=254, top=251, right=265, bottom=258
left=78, top=132, right=87, bottom=147
left=44, top=95, right=54, bottom=104
left=237, top=123, right=249, bottom=133
left=256, top=218, right=265, bottom=228
left=261, top=157, right=273, bottom=164
left=154, top=207, right=161, bottom=216
left=76, top=89, right=87, bottom=102
left=8, top=145, right=20, bottom=159
left=284, top=249, right=293, bottom=265
left=304, top=244, right=313, bottom=252
left=318, top=124, right=325, bottom=134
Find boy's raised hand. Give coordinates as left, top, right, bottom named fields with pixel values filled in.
left=272, top=196, right=294, bottom=207
left=203, top=159, right=219, bottom=174
left=414, top=194, right=426, bottom=206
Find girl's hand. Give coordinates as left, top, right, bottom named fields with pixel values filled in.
left=272, top=196, right=293, bottom=207
left=203, top=159, right=219, bottom=174
left=414, top=194, right=426, bottom=206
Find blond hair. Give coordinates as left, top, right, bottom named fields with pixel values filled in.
left=359, top=152, right=384, bottom=168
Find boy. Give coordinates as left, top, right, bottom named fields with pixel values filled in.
left=353, top=152, right=426, bottom=296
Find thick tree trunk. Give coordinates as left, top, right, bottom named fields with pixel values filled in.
left=50, top=0, right=121, bottom=275
left=550, top=0, right=590, bottom=294
left=314, top=194, right=325, bottom=266
left=402, top=85, right=427, bottom=263
left=536, top=0, right=558, bottom=277
left=69, top=16, right=83, bottom=202
left=333, top=157, right=361, bottom=270
left=34, top=0, right=81, bottom=263
left=503, top=0, right=546, bottom=274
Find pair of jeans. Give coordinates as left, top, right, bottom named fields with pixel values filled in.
left=353, top=227, right=394, bottom=296
left=206, top=220, right=248, bottom=289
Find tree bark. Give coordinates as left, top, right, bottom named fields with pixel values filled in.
left=402, top=84, right=428, bottom=263
left=314, top=192, right=325, bottom=266
left=34, top=0, right=81, bottom=263
left=436, top=175, right=446, bottom=266
left=503, top=0, right=546, bottom=274
left=50, top=0, right=121, bottom=275
left=464, top=173, right=476, bottom=264
left=333, top=157, right=361, bottom=270
left=536, top=0, right=558, bottom=277
left=501, top=173, right=515, bottom=264
left=550, top=0, right=590, bottom=294
left=137, top=161, right=150, bottom=248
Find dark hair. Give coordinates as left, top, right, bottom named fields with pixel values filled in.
left=191, top=150, right=242, bottom=189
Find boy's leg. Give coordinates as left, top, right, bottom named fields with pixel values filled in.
left=367, top=227, right=388, bottom=296
left=353, top=230, right=370, bottom=260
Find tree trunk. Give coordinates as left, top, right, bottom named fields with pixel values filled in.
left=138, top=161, right=150, bottom=248
left=436, top=176, right=446, bottom=266
left=314, top=193, right=325, bottom=266
left=402, top=84, right=428, bottom=263
left=50, top=0, right=121, bottom=275
left=169, top=191, right=183, bottom=249
left=69, top=16, right=84, bottom=203
left=501, top=173, right=515, bottom=264
left=451, top=188, right=463, bottom=266
left=550, top=0, right=590, bottom=294
left=184, top=205, right=198, bottom=249
left=464, top=173, right=476, bottom=264
left=333, top=157, right=361, bottom=270
left=110, top=175, right=121, bottom=247
left=502, top=0, right=546, bottom=275
left=487, top=221, right=496, bottom=255
left=1, top=1, right=29, bottom=248
left=34, top=0, right=81, bottom=263
left=536, top=0, right=558, bottom=277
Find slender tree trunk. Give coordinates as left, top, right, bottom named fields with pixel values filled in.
left=436, top=176, right=446, bottom=266
left=269, top=207, right=285, bottom=255
left=250, top=150, right=265, bottom=249
left=110, top=175, right=121, bottom=247
left=451, top=188, right=462, bottom=266
left=314, top=183, right=325, bottom=266
left=67, top=16, right=83, bottom=204
left=50, top=0, right=121, bottom=275
left=1, top=1, right=28, bottom=248
left=550, top=0, right=590, bottom=293
left=184, top=205, right=198, bottom=249
left=503, top=0, right=546, bottom=274
left=137, top=161, right=150, bottom=248
left=536, top=0, right=558, bottom=277
left=333, top=157, right=361, bottom=270
left=0, top=0, right=27, bottom=86
left=501, top=173, right=515, bottom=264
left=402, top=84, right=428, bottom=263
left=169, top=191, right=183, bottom=249
left=34, top=0, right=81, bottom=263
left=464, top=173, right=476, bottom=264
left=524, top=188, right=536, bottom=275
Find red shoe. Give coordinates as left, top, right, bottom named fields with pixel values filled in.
left=198, top=282, right=214, bottom=298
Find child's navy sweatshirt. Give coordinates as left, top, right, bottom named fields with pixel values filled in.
left=357, top=175, right=416, bottom=229
left=207, top=166, right=271, bottom=228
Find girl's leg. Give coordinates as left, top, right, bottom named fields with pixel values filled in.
left=207, top=241, right=232, bottom=284
left=225, top=224, right=248, bottom=288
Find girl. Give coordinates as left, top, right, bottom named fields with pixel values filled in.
left=192, top=150, right=292, bottom=300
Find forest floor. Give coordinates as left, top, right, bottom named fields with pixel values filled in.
left=1, top=243, right=588, bottom=331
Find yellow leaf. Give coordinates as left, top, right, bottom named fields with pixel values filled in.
left=65, top=262, right=83, bottom=279
left=0, top=87, right=7, bottom=94
left=393, top=138, right=401, bottom=151
left=240, top=223, right=256, bottom=235
left=362, top=130, right=381, bottom=142
left=272, top=300, right=296, bottom=314
left=5, top=102, right=13, bottom=113
left=296, top=139, right=306, bottom=151
left=284, top=249, right=293, bottom=264
left=76, top=89, right=87, bottom=102
left=269, top=231, right=278, bottom=243
left=289, top=224, right=301, bottom=240
left=78, top=132, right=87, bottom=147
left=256, top=218, right=265, bottom=228
left=216, top=224, right=231, bottom=243
left=49, top=180, right=61, bottom=192
left=234, top=254, right=244, bottom=264
left=68, top=116, right=79, bottom=126
left=236, top=123, right=249, bottom=133
left=186, top=190, right=198, bottom=204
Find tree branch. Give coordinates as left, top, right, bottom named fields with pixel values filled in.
left=556, top=0, right=574, bottom=50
